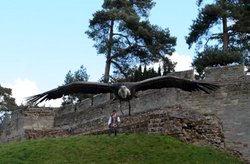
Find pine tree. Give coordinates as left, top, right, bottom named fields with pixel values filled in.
left=62, top=65, right=90, bottom=105
left=0, top=85, right=17, bottom=111
left=86, top=0, right=176, bottom=82
left=186, top=0, right=249, bottom=51
left=157, top=65, right=162, bottom=76
left=187, top=0, right=249, bottom=77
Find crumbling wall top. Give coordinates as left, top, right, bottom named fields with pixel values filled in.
left=169, top=69, right=194, bottom=80
left=204, top=64, right=246, bottom=82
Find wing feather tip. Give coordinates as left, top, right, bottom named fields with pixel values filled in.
left=25, top=94, right=49, bottom=105
left=197, top=83, right=219, bottom=94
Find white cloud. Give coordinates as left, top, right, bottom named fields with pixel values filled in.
left=4, top=78, right=39, bottom=105
left=169, top=52, right=193, bottom=71
left=152, top=52, right=193, bottom=72
left=4, top=78, right=61, bottom=107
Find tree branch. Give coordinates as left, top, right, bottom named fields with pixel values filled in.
left=110, top=60, right=128, bottom=77
left=204, top=33, right=222, bottom=46
left=113, top=33, right=132, bottom=46
left=111, top=44, right=148, bottom=59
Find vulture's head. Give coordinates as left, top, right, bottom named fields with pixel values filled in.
left=118, top=85, right=131, bottom=99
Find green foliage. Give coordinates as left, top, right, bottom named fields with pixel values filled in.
left=0, top=134, right=242, bottom=163
left=110, top=56, right=176, bottom=82
left=64, top=65, right=89, bottom=84
left=162, top=57, right=176, bottom=75
left=187, top=0, right=249, bottom=76
left=86, top=0, right=176, bottom=82
left=229, top=0, right=250, bottom=32
left=103, top=0, right=155, bottom=18
left=186, top=4, right=221, bottom=49
left=62, top=65, right=90, bottom=106
left=134, top=65, right=143, bottom=81
left=188, top=0, right=249, bottom=51
left=111, top=59, right=175, bottom=82
left=0, top=85, right=17, bottom=111
left=193, top=46, right=242, bottom=78
left=229, top=0, right=250, bottom=51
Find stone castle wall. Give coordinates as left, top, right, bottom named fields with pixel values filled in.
left=0, top=108, right=55, bottom=143
left=0, top=64, right=249, bottom=162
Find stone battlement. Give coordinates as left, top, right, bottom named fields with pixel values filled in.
left=1, top=64, right=250, bottom=162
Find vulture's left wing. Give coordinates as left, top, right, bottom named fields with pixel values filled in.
left=26, top=81, right=112, bottom=105
left=133, top=76, right=219, bottom=93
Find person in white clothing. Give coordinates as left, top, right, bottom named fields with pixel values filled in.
left=108, top=110, right=120, bottom=136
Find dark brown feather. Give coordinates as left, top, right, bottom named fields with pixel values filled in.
left=26, top=82, right=112, bottom=104
left=133, top=76, right=219, bottom=93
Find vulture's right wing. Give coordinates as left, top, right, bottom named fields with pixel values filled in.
left=26, top=82, right=113, bottom=105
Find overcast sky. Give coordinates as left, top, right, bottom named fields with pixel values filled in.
left=0, top=0, right=213, bottom=107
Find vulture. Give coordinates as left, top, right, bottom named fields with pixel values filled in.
left=26, top=76, right=219, bottom=115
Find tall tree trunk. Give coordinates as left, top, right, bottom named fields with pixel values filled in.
left=221, top=0, right=229, bottom=51
left=222, top=16, right=229, bottom=50
left=104, top=19, right=114, bottom=83
left=104, top=59, right=111, bottom=83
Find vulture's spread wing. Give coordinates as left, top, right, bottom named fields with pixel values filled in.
left=26, top=82, right=112, bottom=104
left=134, top=76, right=219, bottom=93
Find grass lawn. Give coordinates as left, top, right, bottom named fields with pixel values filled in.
left=0, top=133, right=242, bottom=164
